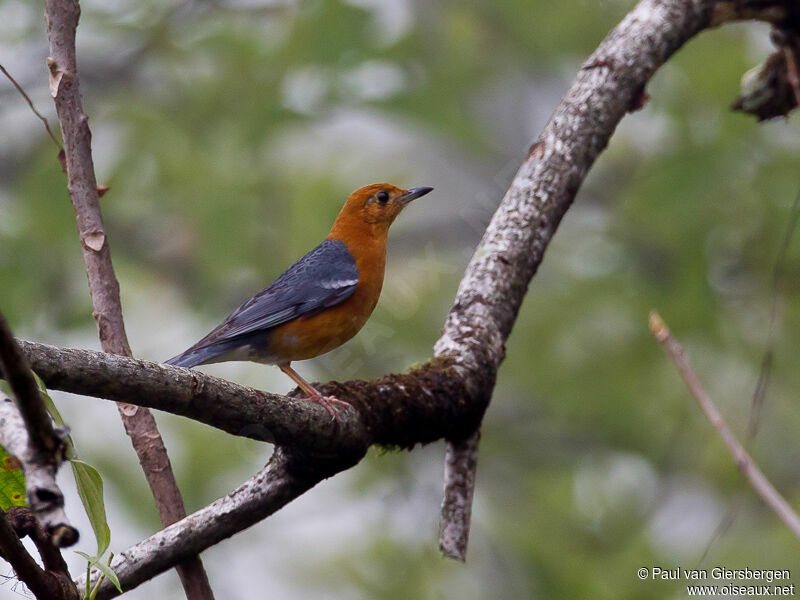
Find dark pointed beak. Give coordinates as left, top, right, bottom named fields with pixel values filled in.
left=400, top=186, right=434, bottom=204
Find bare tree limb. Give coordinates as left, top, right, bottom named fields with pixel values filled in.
left=432, top=0, right=800, bottom=558
left=649, top=311, right=800, bottom=540
left=3, top=506, right=79, bottom=600
left=43, top=0, right=213, bottom=596
left=431, top=0, right=790, bottom=559
left=5, top=506, right=72, bottom=575
left=17, top=340, right=478, bottom=452
left=0, top=317, right=58, bottom=457
left=0, top=314, right=77, bottom=547
left=0, top=507, right=79, bottom=600
left=732, top=27, right=800, bottom=120
left=77, top=448, right=350, bottom=599
left=439, top=432, right=480, bottom=561
left=16, top=0, right=797, bottom=591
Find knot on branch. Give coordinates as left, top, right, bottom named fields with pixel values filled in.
left=5, top=506, right=37, bottom=538
left=732, top=26, right=800, bottom=120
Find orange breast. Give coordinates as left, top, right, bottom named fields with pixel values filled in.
left=266, top=234, right=386, bottom=363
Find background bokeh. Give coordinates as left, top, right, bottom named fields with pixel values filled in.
left=1, top=0, right=799, bottom=598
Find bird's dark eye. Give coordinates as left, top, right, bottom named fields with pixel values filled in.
left=377, top=190, right=390, bottom=204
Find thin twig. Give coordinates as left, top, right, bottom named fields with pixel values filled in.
left=43, top=0, right=214, bottom=596
left=0, top=63, right=62, bottom=150
left=649, top=311, right=800, bottom=540
left=749, top=186, right=800, bottom=436
left=697, top=496, right=743, bottom=566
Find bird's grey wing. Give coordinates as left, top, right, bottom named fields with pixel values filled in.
left=206, top=239, right=358, bottom=342
left=165, top=239, right=359, bottom=367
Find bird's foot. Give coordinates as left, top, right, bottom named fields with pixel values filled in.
left=305, top=394, right=351, bottom=423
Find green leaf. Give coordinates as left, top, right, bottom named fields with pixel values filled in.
left=72, top=460, right=111, bottom=557
left=29, top=377, right=113, bottom=559
left=0, top=387, right=28, bottom=508
left=32, top=374, right=78, bottom=459
left=92, top=560, right=122, bottom=593
left=33, top=373, right=65, bottom=426
left=74, top=550, right=94, bottom=562
left=0, top=444, right=26, bottom=510
left=75, top=551, right=123, bottom=598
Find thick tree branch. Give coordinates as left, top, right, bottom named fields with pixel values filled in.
left=24, top=0, right=799, bottom=591
left=432, top=0, right=799, bottom=559
left=435, top=0, right=704, bottom=560
left=650, top=311, right=800, bottom=539
left=18, top=341, right=480, bottom=453
left=78, top=448, right=348, bottom=599
left=0, top=314, right=77, bottom=547
left=44, top=0, right=213, bottom=596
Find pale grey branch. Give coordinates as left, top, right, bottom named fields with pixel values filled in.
left=0, top=314, right=77, bottom=547
left=13, top=0, right=798, bottom=590
left=439, top=432, right=480, bottom=561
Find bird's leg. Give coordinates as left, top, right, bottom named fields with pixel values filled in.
left=278, top=363, right=351, bottom=420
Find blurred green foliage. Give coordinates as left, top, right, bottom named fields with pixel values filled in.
left=0, top=445, right=26, bottom=510
left=2, top=0, right=799, bottom=598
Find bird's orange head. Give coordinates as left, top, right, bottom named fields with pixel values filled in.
left=328, top=183, right=433, bottom=239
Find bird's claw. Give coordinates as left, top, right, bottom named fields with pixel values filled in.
left=305, top=394, right=351, bottom=423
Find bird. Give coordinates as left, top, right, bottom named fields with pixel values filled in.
left=166, top=183, right=433, bottom=418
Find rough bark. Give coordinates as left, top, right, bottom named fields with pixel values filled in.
left=18, top=0, right=799, bottom=594
left=432, top=0, right=799, bottom=559
left=439, top=432, right=480, bottom=561
left=77, top=449, right=349, bottom=599
left=0, top=508, right=78, bottom=600
left=0, top=314, right=77, bottom=547
left=18, top=341, right=481, bottom=453
left=43, top=0, right=213, bottom=596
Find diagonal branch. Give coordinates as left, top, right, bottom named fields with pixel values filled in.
left=20, top=0, right=799, bottom=591
left=433, top=0, right=800, bottom=559
left=649, top=311, right=800, bottom=539
left=0, top=507, right=78, bottom=600
left=5, top=506, right=72, bottom=574
left=2, top=507, right=78, bottom=599
left=0, top=313, right=77, bottom=547
left=77, top=448, right=352, bottom=600
left=0, top=318, right=59, bottom=457
left=431, top=0, right=796, bottom=560
left=43, top=0, right=213, bottom=596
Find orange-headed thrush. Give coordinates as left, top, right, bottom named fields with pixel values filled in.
left=166, top=183, right=433, bottom=417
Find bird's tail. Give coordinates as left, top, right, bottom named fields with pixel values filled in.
left=165, top=342, right=236, bottom=368
left=165, top=349, right=207, bottom=368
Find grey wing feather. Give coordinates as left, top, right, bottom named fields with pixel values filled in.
left=219, top=239, right=358, bottom=339
left=166, top=239, right=358, bottom=366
